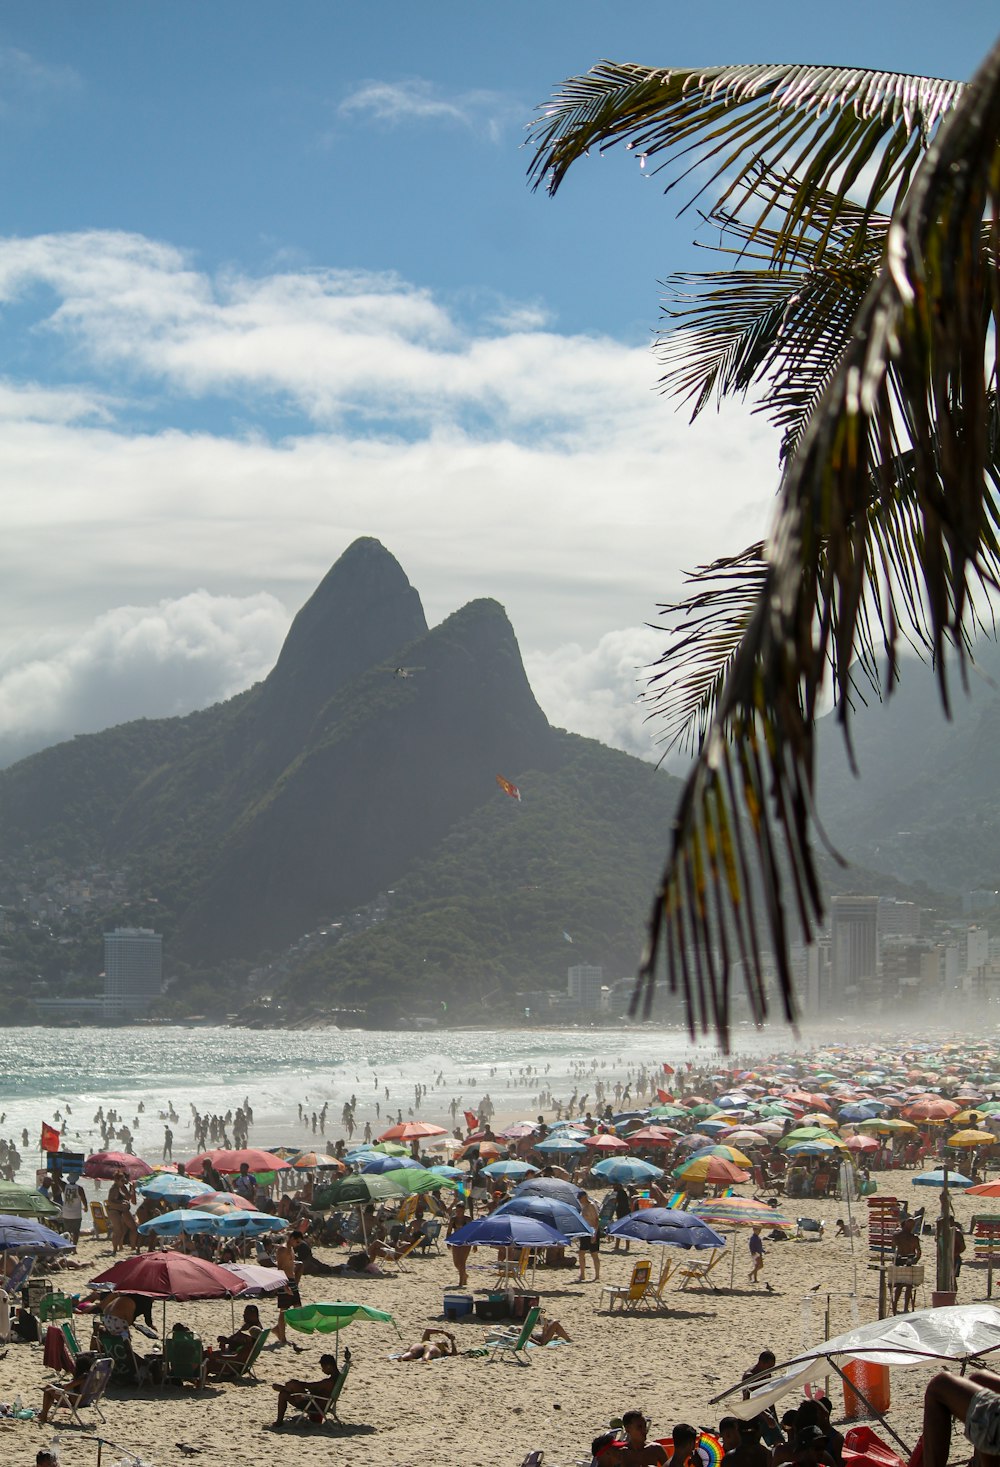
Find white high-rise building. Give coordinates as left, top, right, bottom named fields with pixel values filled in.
left=104, top=927, right=163, bottom=1017
left=831, top=896, right=878, bottom=1000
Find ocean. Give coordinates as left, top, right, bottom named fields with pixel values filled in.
left=0, top=1023, right=795, bottom=1175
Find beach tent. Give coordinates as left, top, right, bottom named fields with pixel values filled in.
left=709, top=1303, right=1000, bottom=1455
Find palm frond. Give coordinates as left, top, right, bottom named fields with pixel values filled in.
left=634, top=35, right=1000, bottom=1044
left=529, top=61, right=963, bottom=263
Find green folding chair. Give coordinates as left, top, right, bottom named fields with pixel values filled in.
left=287, top=1356, right=352, bottom=1425
left=488, top=1305, right=540, bottom=1363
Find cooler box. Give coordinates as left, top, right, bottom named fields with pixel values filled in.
left=443, top=1294, right=473, bottom=1321
left=843, top=1359, right=891, bottom=1418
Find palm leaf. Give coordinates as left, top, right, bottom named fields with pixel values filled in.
left=634, top=35, right=1000, bottom=1043
left=529, top=61, right=964, bottom=262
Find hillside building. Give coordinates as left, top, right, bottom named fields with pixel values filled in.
left=830, top=895, right=879, bottom=1002
left=567, top=963, right=603, bottom=1011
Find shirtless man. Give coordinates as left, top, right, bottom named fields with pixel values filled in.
left=892, top=1216, right=922, bottom=1312
left=619, top=1410, right=669, bottom=1466
left=578, top=1191, right=601, bottom=1282
left=270, top=1351, right=345, bottom=1424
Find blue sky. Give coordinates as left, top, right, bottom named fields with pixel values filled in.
left=0, top=3, right=996, bottom=762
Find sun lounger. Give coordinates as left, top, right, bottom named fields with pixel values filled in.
left=286, top=1356, right=351, bottom=1425
left=45, top=1356, right=113, bottom=1427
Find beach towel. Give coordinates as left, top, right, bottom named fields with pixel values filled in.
left=43, top=1323, right=74, bottom=1374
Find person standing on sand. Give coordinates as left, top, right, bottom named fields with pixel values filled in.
left=748, top=1225, right=766, bottom=1284
left=577, top=1192, right=601, bottom=1282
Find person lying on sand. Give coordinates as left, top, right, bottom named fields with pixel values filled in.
left=394, top=1328, right=458, bottom=1362
left=269, top=1350, right=346, bottom=1425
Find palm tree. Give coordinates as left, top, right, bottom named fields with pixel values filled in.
left=529, top=40, right=1000, bottom=1045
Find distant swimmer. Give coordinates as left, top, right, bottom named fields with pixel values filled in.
left=393, top=666, right=424, bottom=678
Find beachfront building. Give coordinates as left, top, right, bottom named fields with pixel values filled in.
left=567, top=963, right=603, bottom=1011
left=830, top=895, right=878, bottom=1004
left=103, top=926, right=163, bottom=1017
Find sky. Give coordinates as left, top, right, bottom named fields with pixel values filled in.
left=0, top=2, right=996, bottom=764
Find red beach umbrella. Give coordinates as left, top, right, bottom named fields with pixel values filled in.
left=89, top=1251, right=240, bottom=1300
left=83, top=1151, right=154, bottom=1181
left=582, top=1134, right=629, bottom=1152
left=184, top=1149, right=291, bottom=1174
left=186, top=1191, right=258, bottom=1213
left=627, top=1128, right=681, bottom=1149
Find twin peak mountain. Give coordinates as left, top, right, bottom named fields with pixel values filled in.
left=0, top=540, right=682, bottom=1013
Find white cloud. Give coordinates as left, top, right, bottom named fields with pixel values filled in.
left=525, top=627, right=666, bottom=761
left=0, top=45, right=81, bottom=115
left=0, top=592, right=287, bottom=758
left=337, top=79, right=520, bottom=142
left=0, top=228, right=780, bottom=759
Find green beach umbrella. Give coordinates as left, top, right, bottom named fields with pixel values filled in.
left=370, top=1141, right=411, bottom=1157
left=391, top=1167, right=459, bottom=1196
left=0, top=1182, right=60, bottom=1218
left=314, top=1173, right=408, bottom=1208
left=284, top=1301, right=400, bottom=1366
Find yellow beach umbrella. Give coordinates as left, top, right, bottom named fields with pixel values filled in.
left=947, top=1129, right=996, bottom=1148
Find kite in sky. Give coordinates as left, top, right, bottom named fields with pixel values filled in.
left=496, top=774, right=521, bottom=802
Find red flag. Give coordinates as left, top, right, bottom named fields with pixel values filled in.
left=495, top=774, right=521, bottom=802
left=662, top=1063, right=675, bottom=1075
left=464, top=1110, right=479, bottom=1132
left=40, top=1123, right=60, bottom=1153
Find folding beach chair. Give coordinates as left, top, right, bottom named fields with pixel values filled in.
left=164, top=1330, right=208, bottom=1389
left=287, top=1356, right=352, bottom=1425
left=600, top=1259, right=653, bottom=1312
left=212, top=1324, right=271, bottom=1382
left=61, top=1321, right=81, bottom=1360
left=46, top=1356, right=113, bottom=1427
left=419, top=1219, right=444, bottom=1254
left=39, top=1291, right=74, bottom=1322
left=97, top=1327, right=156, bottom=1387
left=494, top=1246, right=531, bottom=1290
left=1, top=1253, right=35, bottom=1299
left=89, top=1201, right=110, bottom=1241
left=677, top=1248, right=724, bottom=1293
left=488, top=1305, right=540, bottom=1364
left=394, top=1235, right=423, bottom=1272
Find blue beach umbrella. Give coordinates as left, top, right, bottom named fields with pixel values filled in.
left=0, top=1217, right=74, bottom=1251
left=535, top=1137, right=586, bottom=1155
left=137, top=1210, right=219, bottom=1237
left=361, top=1155, right=422, bottom=1174
left=912, top=1170, right=974, bottom=1188
left=606, top=1209, right=726, bottom=1250
left=784, top=1141, right=840, bottom=1157
left=138, top=1175, right=212, bottom=1203
left=429, top=1164, right=465, bottom=1181
left=212, top=1210, right=289, bottom=1237
left=446, top=1214, right=569, bottom=1249
left=481, top=1160, right=539, bottom=1180
left=513, top=1178, right=582, bottom=1208
left=592, top=1157, right=664, bottom=1184
left=494, top=1197, right=593, bottom=1238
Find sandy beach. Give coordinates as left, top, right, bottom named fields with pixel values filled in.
left=0, top=1186, right=986, bottom=1467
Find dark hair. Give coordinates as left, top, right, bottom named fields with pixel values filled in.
left=673, top=1423, right=698, bottom=1449
left=795, top=1426, right=828, bottom=1452
left=591, top=1431, right=621, bottom=1457
left=758, top=1350, right=776, bottom=1367
left=719, top=1418, right=740, bottom=1434
left=622, top=1411, right=648, bottom=1429
left=319, top=1353, right=338, bottom=1370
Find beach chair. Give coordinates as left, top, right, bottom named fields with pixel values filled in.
left=45, top=1356, right=113, bottom=1427
left=287, top=1356, right=351, bottom=1425
left=39, top=1290, right=74, bottom=1322
left=212, top=1324, right=271, bottom=1382
left=165, top=1331, right=208, bottom=1389
left=419, top=1219, right=444, bottom=1254
left=489, top=1305, right=541, bottom=1363
left=1, top=1253, right=35, bottom=1299
left=394, top=1235, right=423, bottom=1272
left=677, top=1248, right=724, bottom=1293
left=61, top=1321, right=81, bottom=1361
left=494, top=1246, right=531, bottom=1290
left=89, top=1201, right=111, bottom=1240
left=600, top=1259, right=653, bottom=1312
left=97, top=1327, right=156, bottom=1387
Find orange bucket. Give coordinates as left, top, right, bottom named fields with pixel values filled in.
left=842, top=1359, right=891, bottom=1418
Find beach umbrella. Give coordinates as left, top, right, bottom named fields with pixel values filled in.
left=83, top=1151, right=153, bottom=1180
left=606, top=1209, right=726, bottom=1251
left=627, top=1128, right=681, bottom=1149
left=0, top=1218, right=73, bottom=1252
left=446, top=1214, right=570, bottom=1249
left=857, top=1118, right=918, bottom=1136
left=777, top=1127, right=846, bottom=1150
left=965, top=1180, right=1000, bottom=1197
left=287, top=1151, right=344, bottom=1171
left=460, top=1141, right=503, bottom=1161
left=534, top=1137, right=586, bottom=1155
left=499, top=1121, right=538, bottom=1140
left=314, top=1174, right=408, bottom=1206
left=429, top=1164, right=465, bottom=1181
left=481, top=1160, right=539, bottom=1180
left=674, top=1156, right=750, bottom=1185
left=591, top=1157, right=664, bottom=1184
left=89, top=1251, right=240, bottom=1300
left=212, top=1211, right=289, bottom=1237
left=700, top=1119, right=740, bottom=1135
left=138, top=1174, right=211, bottom=1203
left=648, top=1104, right=689, bottom=1120
left=901, top=1099, right=960, bottom=1123
left=0, top=1182, right=60, bottom=1218
left=285, top=1301, right=398, bottom=1335
left=388, top=1167, right=460, bottom=1197
left=912, top=1170, right=974, bottom=1188
left=582, top=1135, right=629, bottom=1153
left=837, top=1103, right=884, bottom=1122
left=688, top=1145, right=754, bottom=1167
left=691, top=1197, right=795, bottom=1230
left=513, top=1178, right=582, bottom=1208
left=843, top=1135, right=880, bottom=1153
left=378, top=1122, right=448, bottom=1142
left=674, top=1133, right=714, bottom=1152
left=137, top=1210, right=219, bottom=1237
left=495, top=1197, right=594, bottom=1238
left=187, top=1191, right=259, bottom=1214
left=784, top=1142, right=841, bottom=1157
left=361, top=1155, right=423, bottom=1174
left=722, top=1129, right=769, bottom=1148
left=184, top=1148, right=291, bottom=1175
left=220, top=1263, right=288, bottom=1295
left=946, top=1130, right=996, bottom=1148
